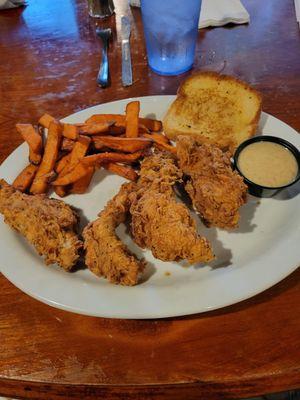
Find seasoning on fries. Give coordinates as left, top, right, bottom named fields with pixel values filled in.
left=16, top=124, right=43, bottom=165
left=125, top=101, right=140, bottom=138
left=79, top=121, right=115, bottom=135
left=38, top=113, right=55, bottom=129
left=52, top=162, right=91, bottom=186
left=58, top=135, right=91, bottom=177
left=62, top=123, right=79, bottom=140
left=56, top=153, right=72, bottom=174
left=54, top=135, right=91, bottom=196
left=92, top=136, right=152, bottom=153
left=61, top=137, right=75, bottom=152
left=81, top=151, right=143, bottom=167
left=142, top=132, right=176, bottom=153
left=12, top=164, right=38, bottom=192
left=85, top=114, right=162, bottom=132
left=30, top=120, right=62, bottom=194
left=11, top=101, right=170, bottom=196
left=104, top=163, right=138, bottom=181
left=142, top=132, right=170, bottom=145
left=54, top=186, right=68, bottom=198
left=70, top=167, right=95, bottom=194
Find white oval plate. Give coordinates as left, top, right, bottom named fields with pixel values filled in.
left=0, top=96, right=299, bottom=319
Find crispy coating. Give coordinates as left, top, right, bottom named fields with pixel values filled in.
left=176, top=136, right=248, bottom=229
left=129, top=152, right=214, bottom=264
left=0, top=179, right=82, bottom=270
left=83, top=183, right=145, bottom=286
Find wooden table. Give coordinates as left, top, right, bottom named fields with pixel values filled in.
left=0, top=0, right=299, bottom=398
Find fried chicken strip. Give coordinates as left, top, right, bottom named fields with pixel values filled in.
left=129, top=152, right=214, bottom=264
left=83, top=183, right=145, bottom=286
left=176, top=136, right=248, bottom=229
left=0, top=179, right=82, bottom=270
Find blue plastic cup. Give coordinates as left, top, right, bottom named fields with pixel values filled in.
left=140, top=0, right=202, bottom=76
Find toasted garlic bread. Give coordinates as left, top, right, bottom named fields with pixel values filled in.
left=163, top=72, right=262, bottom=153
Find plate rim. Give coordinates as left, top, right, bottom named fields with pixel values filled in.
left=0, top=95, right=299, bottom=319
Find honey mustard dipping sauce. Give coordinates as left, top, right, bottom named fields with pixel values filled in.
left=237, top=141, right=298, bottom=187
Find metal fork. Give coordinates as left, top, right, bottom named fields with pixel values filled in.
left=95, top=27, right=112, bottom=88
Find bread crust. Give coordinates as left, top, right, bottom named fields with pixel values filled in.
left=163, top=71, right=262, bottom=153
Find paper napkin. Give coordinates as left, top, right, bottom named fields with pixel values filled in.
left=0, top=0, right=25, bottom=10
left=129, top=0, right=250, bottom=29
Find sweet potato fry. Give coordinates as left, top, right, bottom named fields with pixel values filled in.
left=125, top=101, right=140, bottom=138
left=63, top=123, right=79, bottom=140
left=90, top=138, right=107, bottom=151
left=140, top=117, right=162, bottom=132
left=38, top=113, right=55, bottom=129
left=78, top=121, right=115, bottom=135
left=108, top=125, right=125, bottom=135
left=104, top=163, right=138, bottom=181
left=85, top=114, right=125, bottom=125
left=70, top=166, right=95, bottom=194
left=138, top=124, right=150, bottom=134
left=54, top=159, right=68, bottom=196
left=28, top=148, right=42, bottom=165
left=85, top=114, right=162, bottom=132
left=12, top=164, right=38, bottom=192
left=40, top=171, right=57, bottom=183
left=81, top=151, right=143, bottom=167
left=92, top=136, right=152, bottom=153
left=153, top=142, right=177, bottom=154
left=55, top=135, right=91, bottom=194
left=142, top=132, right=176, bottom=154
left=142, top=132, right=170, bottom=145
left=52, top=162, right=91, bottom=186
left=30, top=120, right=63, bottom=194
left=16, top=124, right=42, bottom=153
left=54, top=186, right=68, bottom=198
left=55, top=153, right=72, bottom=173
left=16, top=124, right=43, bottom=165
left=61, top=137, right=75, bottom=152
left=58, top=135, right=91, bottom=176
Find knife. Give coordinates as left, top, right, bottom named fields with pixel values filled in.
left=121, top=16, right=133, bottom=86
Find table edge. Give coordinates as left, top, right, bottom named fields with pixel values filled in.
left=0, top=369, right=299, bottom=400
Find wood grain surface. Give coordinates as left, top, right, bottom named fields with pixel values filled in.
left=0, top=0, right=299, bottom=399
